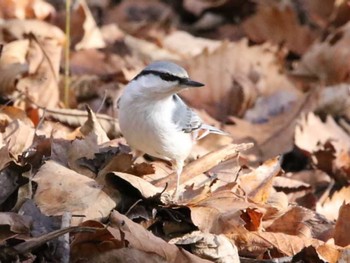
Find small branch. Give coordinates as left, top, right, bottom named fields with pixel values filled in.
left=56, top=212, right=72, bottom=263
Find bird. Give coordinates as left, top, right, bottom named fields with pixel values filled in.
left=117, top=61, right=228, bottom=199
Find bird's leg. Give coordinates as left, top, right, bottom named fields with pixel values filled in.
left=172, top=159, right=184, bottom=200
left=131, top=150, right=143, bottom=163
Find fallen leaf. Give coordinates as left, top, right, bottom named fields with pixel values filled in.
left=73, top=0, right=106, bottom=50
left=170, top=231, right=240, bottom=263
left=316, top=186, right=350, bottom=221
left=0, top=212, right=31, bottom=243
left=33, top=160, right=116, bottom=225
left=242, top=0, right=316, bottom=55
left=333, top=203, right=350, bottom=247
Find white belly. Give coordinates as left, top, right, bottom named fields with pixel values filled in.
left=118, top=97, right=193, bottom=162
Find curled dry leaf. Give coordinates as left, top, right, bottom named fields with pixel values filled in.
left=16, top=36, right=62, bottom=108
left=265, top=206, right=331, bottom=239
left=334, top=203, right=350, bottom=247
left=104, top=0, right=174, bottom=42
left=178, top=37, right=298, bottom=120
left=238, top=156, right=282, bottom=204
left=295, top=112, right=350, bottom=179
left=0, top=40, right=29, bottom=95
left=0, top=19, right=65, bottom=44
left=228, top=228, right=338, bottom=259
left=292, top=21, right=350, bottom=84
left=242, top=0, right=316, bottom=55
left=80, top=105, right=109, bottom=145
left=170, top=231, right=240, bottom=263
left=45, top=107, right=121, bottom=138
left=33, top=160, right=116, bottom=225
left=0, top=212, right=31, bottom=243
left=317, top=186, right=350, bottom=221
left=103, top=171, right=163, bottom=199
left=188, top=190, right=256, bottom=234
left=3, top=119, right=35, bottom=159
left=109, top=210, right=211, bottom=262
left=71, top=211, right=211, bottom=262
left=154, top=143, right=253, bottom=194
left=73, top=0, right=106, bottom=50
left=163, top=31, right=222, bottom=58
left=183, top=0, right=229, bottom=16
left=226, top=90, right=317, bottom=162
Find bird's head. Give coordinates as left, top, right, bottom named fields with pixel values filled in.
left=130, top=61, right=204, bottom=98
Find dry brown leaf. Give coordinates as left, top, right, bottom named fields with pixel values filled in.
left=103, top=172, right=163, bottom=199
left=292, top=21, right=350, bottom=84
left=154, top=143, right=253, bottom=195
left=170, top=231, right=239, bottom=263
left=242, top=0, right=316, bottom=55
left=0, top=19, right=65, bottom=44
left=163, top=31, right=222, bottom=58
left=72, top=0, right=106, bottom=50
left=226, top=91, right=317, bottom=162
left=33, top=160, right=116, bottom=225
left=183, top=0, right=229, bottom=16
left=45, top=108, right=121, bottom=138
left=0, top=212, right=31, bottom=243
left=79, top=106, right=109, bottom=145
left=176, top=38, right=298, bottom=120
left=334, top=203, right=350, bottom=247
left=16, top=36, right=61, bottom=108
left=238, top=156, right=282, bottom=204
left=188, top=190, right=257, bottom=234
left=104, top=0, right=173, bottom=42
left=0, top=40, right=29, bottom=95
left=295, top=112, right=350, bottom=155
left=228, top=228, right=334, bottom=258
left=293, top=245, right=340, bottom=263
left=0, top=0, right=55, bottom=20
left=108, top=210, right=211, bottom=262
left=3, top=119, right=35, bottom=159
left=316, top=186, right=350, bottom=221
left=273, top=176, right=311, bottom=191
left=266, top=206, right=323, bottom=238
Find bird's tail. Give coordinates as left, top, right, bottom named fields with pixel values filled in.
left=194, top=124, right=230, bottom=140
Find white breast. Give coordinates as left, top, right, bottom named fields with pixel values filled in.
left=118, top=85, right=193, bottom=162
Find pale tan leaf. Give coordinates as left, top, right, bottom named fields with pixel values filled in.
left=238, top=156, right=282, bottom=203
left=317, top=186, right=350, bottom=221
left=45, top=108, right=121, bottom=138
left=108, top=210, right=211, bottom=263
left=242, top=0, right=316, bottom=55
left=80, top=106, right=109, bottom=145
left=170, top=231, right=240, bottom=263
left=3, top=119, right=35, bottom=159
left=0, top=19, right=65, bottom=44
left=74, top=0, right=106, bottom=50
left=33, top=160, right=116, bottom=225
left=17, top=36, right=62, bottom=108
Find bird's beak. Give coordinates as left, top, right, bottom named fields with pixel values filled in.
left=182, top=78, right=204, bottom=87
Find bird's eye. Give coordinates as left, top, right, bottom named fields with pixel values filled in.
left=159, top=72, right=180, bottom=82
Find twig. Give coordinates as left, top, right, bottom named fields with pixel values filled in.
left=64, top=0, right=71, bottom=107
left=56, top=212, right=72, bottom=263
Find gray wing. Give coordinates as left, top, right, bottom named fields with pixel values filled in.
left=171, top=94, right=202, bottom=133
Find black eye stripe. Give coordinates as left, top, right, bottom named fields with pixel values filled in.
left=134, top=70, right=187, bottom=83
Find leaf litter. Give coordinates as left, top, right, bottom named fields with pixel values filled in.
left=0, top=0, right=349, bottom=262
